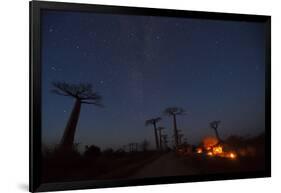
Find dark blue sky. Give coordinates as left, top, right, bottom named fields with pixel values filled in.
left=41, top=10, right=266, bottom=150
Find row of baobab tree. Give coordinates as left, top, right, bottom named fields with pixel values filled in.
left=145, top=107, right=186, bottom=151
left=51, top=82, right=182, bottom=152
left=145, top=111, right=223, bottom=151
left=51, top=81, right=222, bottom=152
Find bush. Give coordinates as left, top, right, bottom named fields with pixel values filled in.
left=84, top=145, right=101, bottom=158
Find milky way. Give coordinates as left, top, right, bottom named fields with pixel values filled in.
left=41, top=10, right=266, bottom=149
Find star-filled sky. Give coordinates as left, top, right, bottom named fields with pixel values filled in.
left=41, top=10, right=266, bottom=150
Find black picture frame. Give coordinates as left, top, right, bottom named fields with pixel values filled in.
left=30, top=1, right=271, bottom=192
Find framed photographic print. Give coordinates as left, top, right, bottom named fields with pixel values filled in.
left=30, top=1, right=271, bottom=192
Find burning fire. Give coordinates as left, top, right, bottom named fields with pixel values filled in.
left=212, top=146, right=223, bottom=154
left=227, top=152, right=237, bottom=159
left=196, top=147, right=203, bottom=154
left=197, top=136, right=237, bottom=159
left=203, top=136, right=219, bottom=149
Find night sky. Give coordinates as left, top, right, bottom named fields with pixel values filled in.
left=41, top=10, right=266, bottom=150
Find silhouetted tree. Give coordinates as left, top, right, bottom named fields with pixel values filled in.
left=127, top=143, right=138, bottom=152
left=177, top=134, right=183, bottom=145
left=115, top=148, right=126, bottom=156
left=134, top=143, right=139, bottom=152
left=210, top=120, right=221, bottom=142
left=145, top=117, right=162, bottom=150
left=84, top=145, right=101, bottom=158
left=140, top=140, right=149, bottom=152
left=161, top=134, right=168, bottom=150
left=157, top=127, right=165, bottom=150
left=52, top=82, right=103, bottom=150
left=128, top=143, right=134, bottom=152
left=164, top=107, right=185, bottom=147
left=122, top=144, right=128, bottom=152
left=183, top=137, right=188, bottom=145
left=103, top=148, right=114, bottom=155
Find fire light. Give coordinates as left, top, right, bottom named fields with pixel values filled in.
left=212, top=146, right=223, bottom=155
left=197, top=136, right=238, bottom=160
left=196, top=148, right=203, bottom=154
left=203, top=137, right=218, bottom=150
left=228, top=152, right=237, bottom=159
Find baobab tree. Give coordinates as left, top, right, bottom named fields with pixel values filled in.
left=52, top=82, right=103, bottom=150
left=145, top=117, right=161, bottom=150
left=183, top=137, right=188, bottom=145
left=178, top=134, right=184, bottom=145
left=128, top=143, right=138, bottom=152
left=161, top=134, right=168, bottom=150
left=210, top=120, right=222, bottom=142
left=140, top=140, right=149, bottom=152
left=128, top=143, right=134, bottom=152
left=164, top=107, right=185, bottom=147
left=157, top=127, right=165, bottom=150
left=134, top=143, right=139, bottom=152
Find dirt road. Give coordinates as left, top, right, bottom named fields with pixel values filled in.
left=130, top=152, right=199, bottom=178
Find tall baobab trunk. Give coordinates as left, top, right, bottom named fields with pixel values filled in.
left=52, top=82, right=103, bottom=152
left=214, top=128, right=221, bottom=142
left=162, top=135, right=168, bottom=150
left=153, top=123, right=159, bottom=150
left=178, top=134, right=183, bottom=145
left=159, top=129, right=162, bottom=150
left=173, top=114, right=179, bottom=147
left=60, top=99, right=81, bottom=150
left=135, top=143, right=138, bottom=152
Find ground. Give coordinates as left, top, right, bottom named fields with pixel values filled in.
left=131, top=152, right=198, bottom=178
left=42, top=150, right=265, bottom=183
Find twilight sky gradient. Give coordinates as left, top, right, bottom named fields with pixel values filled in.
left=41, top=10, right=266, bottom=150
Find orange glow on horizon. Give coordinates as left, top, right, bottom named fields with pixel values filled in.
left=196, top=148, right=203, bottom=154
left=202, top=136, right=219, bottom=150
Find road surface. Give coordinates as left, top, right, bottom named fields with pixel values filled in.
left=130, top=152, right=199, bottom=178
